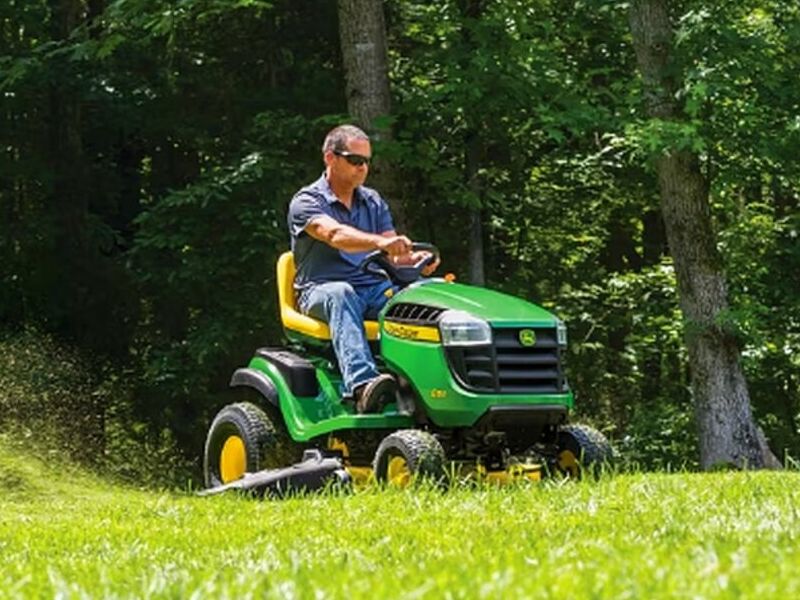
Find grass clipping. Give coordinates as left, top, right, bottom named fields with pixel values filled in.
left=0, top=328, right=192, bottom=487
left=0, top=327, right=104, bottom=461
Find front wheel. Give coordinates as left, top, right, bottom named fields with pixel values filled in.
left=373, top=429, right=447, bottom=487
left=556, top=424, right=613, bottom=478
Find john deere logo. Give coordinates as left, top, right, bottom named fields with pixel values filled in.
left=519, top=329, right=537, bottom=347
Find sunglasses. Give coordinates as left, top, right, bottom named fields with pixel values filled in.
left=333, top=150, right=371, bottom=167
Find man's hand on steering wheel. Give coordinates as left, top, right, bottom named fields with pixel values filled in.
left=376, top=235, right=412, bottom=258
left=418, top=250, right=440, bottom=276
left=361, top=241, right=441, bottom=286
left=398, top=250, right=439, bottom=276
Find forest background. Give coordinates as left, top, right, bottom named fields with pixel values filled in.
left=1, top=0, right=798, bottom=484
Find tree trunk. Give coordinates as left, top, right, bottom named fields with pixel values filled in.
left=642, top=208, right=667, bottom=265
left=87, top=0, right=105, bottom=39
left=465, top=129, right=485, bottom=285
left=460, top=0, right=486, bottom=285
left=337, top=0, right=391, bottom=130
left=337, top=0, right=405, bottom=230
left=48, top=0, right=87, bottom=253
left=629, top=0, right=780, bottom=469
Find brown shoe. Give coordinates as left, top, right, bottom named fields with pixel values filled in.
left=354, top=374, right=397, bottom=414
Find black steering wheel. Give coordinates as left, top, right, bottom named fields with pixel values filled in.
left=360, top=242, right=440, bottom=286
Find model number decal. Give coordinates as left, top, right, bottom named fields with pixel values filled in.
left=383, top=321, right=441, bottom=343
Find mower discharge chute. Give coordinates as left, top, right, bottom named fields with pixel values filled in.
left=203, top=244, right=613, bottom=495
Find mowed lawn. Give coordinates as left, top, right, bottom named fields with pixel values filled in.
left=1, top=444, right=799, bottom=599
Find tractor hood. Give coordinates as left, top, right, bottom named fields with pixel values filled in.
left=391, top=280, right=558, bottom=326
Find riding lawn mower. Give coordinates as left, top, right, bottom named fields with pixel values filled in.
left=201, top=244, right=613, bottom=496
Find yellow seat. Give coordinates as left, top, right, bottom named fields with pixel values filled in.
left=277, top=252, right=380, bottom=341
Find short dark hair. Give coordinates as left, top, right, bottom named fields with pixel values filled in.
left=322, top=124, right=369, bottom=154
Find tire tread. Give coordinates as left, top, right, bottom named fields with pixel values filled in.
left=557, top=423, right=614, bottom=477
left=373, top=429, right=447, bottom=484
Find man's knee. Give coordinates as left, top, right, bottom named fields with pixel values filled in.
left=310, top=281, right=364, bottom=317
left=319, top=281, right=357, bottom=302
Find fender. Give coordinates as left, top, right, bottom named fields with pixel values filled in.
left=230, top=368, right=279, bottom=408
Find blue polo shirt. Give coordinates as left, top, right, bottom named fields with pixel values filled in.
left=288, top=174, right=395, bottom=288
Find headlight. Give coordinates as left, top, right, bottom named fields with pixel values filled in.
left=556, top=319, right=568, bottom=348
left=438, top=311, right=492, bottom=346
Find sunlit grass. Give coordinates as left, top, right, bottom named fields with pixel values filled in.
left=1, top=440, right=799, bottom=599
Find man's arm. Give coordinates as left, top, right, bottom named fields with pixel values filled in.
left=305, top=215, right=411, bottom=257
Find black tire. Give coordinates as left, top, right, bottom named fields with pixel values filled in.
left=373, top=429, right=447, bottom=487
left=556, top=423, right=614, bottom=478
left=203, top=401, right=302, bottom=489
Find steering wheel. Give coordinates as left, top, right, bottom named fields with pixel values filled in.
left=360, top=242, right=440, bottom=286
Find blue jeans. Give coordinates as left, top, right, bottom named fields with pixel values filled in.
left=297, top=280, right=395, bottom=396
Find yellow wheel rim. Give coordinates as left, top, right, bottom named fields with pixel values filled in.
left=557, top=450, right=580, bottom=478
left=220, top=436, right=246, bottom=483
left=386, top=455, right=412, bottom=487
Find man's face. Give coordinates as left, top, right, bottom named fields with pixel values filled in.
left=326, top=138, right=371, bottom=187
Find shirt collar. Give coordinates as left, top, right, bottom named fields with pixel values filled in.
left=317, top=173, right=362, bottom=207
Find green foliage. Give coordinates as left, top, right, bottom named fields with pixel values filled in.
left=720, top=205, right=800, bottom=459
left=128, top=117, right=313, bottom=448
left=387, top=0, right=631, bottom=267
left=2, top=0, right=347, bottom=457
left=102, top=394, right=195, bottom=489
left=3, top=0, right=800, bottom=474
left=623, top=118, right=707, bottom=155
left=556, top=263, right=697, bottom=469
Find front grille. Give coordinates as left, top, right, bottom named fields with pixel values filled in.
left=384, top=302, right=445, bottom=326
left=445, top=327, right=564, bottom=394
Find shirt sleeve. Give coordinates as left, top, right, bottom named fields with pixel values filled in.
left=288, top=191, right=327, bottom=237
left=375, top=194, right=395, bottom=234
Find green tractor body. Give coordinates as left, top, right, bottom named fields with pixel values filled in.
left=245, top=279, right=572, bottom=439
left=380, top=281, right=573, bottom=428
left=204, top=251, right=611, bottom=491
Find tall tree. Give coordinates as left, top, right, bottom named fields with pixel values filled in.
left=628, top=0, right=779, bottom=469
left=337, top=0, right=405, bottom=229
left=459, top=0, right=486, bottom=286
left=48, top=0, right=86, bottom=254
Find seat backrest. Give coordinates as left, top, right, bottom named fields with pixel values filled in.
left=276, top=251, right=380, bottom=341
left=276, top=251, right=297, bottom=316
left=276, top=251, right=330, bottom=340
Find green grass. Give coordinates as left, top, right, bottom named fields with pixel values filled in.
left=2, top=441, right=800, bottom=599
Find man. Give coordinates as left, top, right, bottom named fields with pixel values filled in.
left=287, top=124, right=439, bottom=413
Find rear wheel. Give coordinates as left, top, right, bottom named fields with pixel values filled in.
left=556, top=424, right=613, bottom=478
left=204, top=401, right=301, bottom=488
left=373, top=429, right=447, bottom=487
